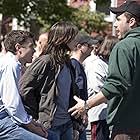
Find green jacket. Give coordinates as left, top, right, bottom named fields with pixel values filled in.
left=101, top=27, right=140, bottom=130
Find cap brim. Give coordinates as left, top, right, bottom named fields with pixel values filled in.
left=88, top=39, right=99, bottom=46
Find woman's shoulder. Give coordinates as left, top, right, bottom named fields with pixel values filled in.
left=26, top=54, right=51, bottom=75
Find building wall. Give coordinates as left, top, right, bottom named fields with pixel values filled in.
left=68, top=0, right=89, bottom=8
left=68, top=0, right=140, bottom=8
left=117, top=0, right=125, bottom=6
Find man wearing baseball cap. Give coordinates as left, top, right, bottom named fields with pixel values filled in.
left=70, top=33, right=98, bottom=140
left=68, top=1, right=140, bottom=139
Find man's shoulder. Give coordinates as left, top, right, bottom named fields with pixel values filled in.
left=71, top=58, right=81, bottom=66
left=116, top=37, right=140, bottom=51
left=1, top=53, right=19, bottom=69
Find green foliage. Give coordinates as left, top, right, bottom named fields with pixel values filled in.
left=71, top=6, right=107, bottom=34
left=0, top=0, right=108, bottom=35
left=0, top=0, right=74, bottom=28
left=95, top=0, right=111, bottom=7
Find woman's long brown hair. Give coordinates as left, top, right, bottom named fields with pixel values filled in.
left=42, top=21, right=78, bottom=68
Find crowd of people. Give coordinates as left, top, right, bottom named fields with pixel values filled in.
left=1, top=1, right=140, bottom=140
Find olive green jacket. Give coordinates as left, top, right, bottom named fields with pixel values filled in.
left=19, top=55, right=60, bottom=128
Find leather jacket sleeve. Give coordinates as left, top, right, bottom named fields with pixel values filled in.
left=19, top=55, right=51, bottom=119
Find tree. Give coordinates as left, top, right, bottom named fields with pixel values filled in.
left=0, top=0, right=74, bottom=28
left=0, top=0, right=109, bottom=36
left=95, top=0, right=111, bottom=7
left=71, top=6, right=107, bottom=34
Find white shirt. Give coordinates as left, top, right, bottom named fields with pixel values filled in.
left=83, top=53, right=108, bottom=122
left=0, top=52, right=32, bottom=124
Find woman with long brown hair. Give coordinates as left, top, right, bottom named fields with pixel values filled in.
left=19, top=21, right=79, bottom=140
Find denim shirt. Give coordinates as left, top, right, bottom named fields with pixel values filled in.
left=0, top=52, right=32, bottom=124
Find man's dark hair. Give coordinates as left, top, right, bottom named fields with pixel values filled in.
left=4, top=30, right=35, bottom=54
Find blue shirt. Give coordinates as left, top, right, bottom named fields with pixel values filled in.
left=52, top=64, right=71, bottom=126
left=0, top=52, right=32, bottom=124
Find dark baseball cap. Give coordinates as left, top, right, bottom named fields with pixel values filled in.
left=68, top=33, right=98, bottom=48
left=88, top=36, right=100, bottom=46
left=109, top=1, right=140, bottom=18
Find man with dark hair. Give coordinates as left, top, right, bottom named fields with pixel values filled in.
left=70, top=33, right=98, bottom=140
left=69, top=1, right=140, bottom=139
left=0, top=30, right=48, bottom=140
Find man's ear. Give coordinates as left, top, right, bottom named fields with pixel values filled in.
left=77, top=44, right=82, bottom=50
left=129, top=17, right=137, bottom=27
left=15, top=43, right=22, bottom=54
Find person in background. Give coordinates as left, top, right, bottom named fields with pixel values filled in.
left=19, top=21, right=79, bottom=140
left=98, top=36, right=118, bottom=63
left=68, top=1, right=140, bottom=139
left=69, top=33, right=98, bottom=140
left=0, top=30, right=48, bottom=140
left=33, top=32, right=48, bottom=61
left=83, top=36, right=118, bottom=140
left=94, top=34, right=104, bottom=45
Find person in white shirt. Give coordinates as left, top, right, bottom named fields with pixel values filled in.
left=83, top=36, right=118, bottom=140
left=0, top=30, right=48, bottom=140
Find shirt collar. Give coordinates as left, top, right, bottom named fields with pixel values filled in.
left=6, top=51, right=21, bottom=66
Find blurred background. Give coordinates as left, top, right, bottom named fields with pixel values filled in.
left=0, top=0, right=140, bottom=40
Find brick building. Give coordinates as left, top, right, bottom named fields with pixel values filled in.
left=117, top=0, right=126, bottom=6
left=117, top=0, right=140, bottom=6
left=68, top=0, right=140, bottom=9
